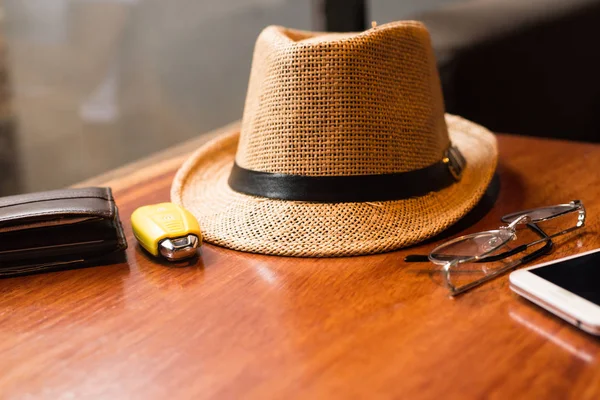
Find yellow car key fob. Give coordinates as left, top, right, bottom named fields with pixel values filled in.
left=131, top=203, right=202, bottom=261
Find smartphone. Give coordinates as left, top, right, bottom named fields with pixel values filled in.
left=509, top=248, right=600, bottom=336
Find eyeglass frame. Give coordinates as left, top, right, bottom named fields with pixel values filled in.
left=425, top=200, right=586, bottom=296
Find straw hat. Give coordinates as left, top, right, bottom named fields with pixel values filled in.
left=171, top=21, right=498, bottom=257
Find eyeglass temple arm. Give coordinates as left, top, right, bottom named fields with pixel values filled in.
left=521, top=222, right=584, bottom=249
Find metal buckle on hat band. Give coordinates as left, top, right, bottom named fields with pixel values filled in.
left=443, top=144, right=466, bottom=181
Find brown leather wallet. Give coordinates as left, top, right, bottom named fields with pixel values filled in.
left=0, top=187, right=127, bottom=276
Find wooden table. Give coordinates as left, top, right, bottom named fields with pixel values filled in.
left=1, top=128, right=600, bottom=399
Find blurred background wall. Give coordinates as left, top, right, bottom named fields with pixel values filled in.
left=0, top=0, right=461, bottom=195
left=1, top=0, right=599, bottom=195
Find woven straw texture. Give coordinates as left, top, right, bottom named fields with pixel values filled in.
left=238, top=22, right=449, bottom=175
left=171, top=22, right=498, bottom=257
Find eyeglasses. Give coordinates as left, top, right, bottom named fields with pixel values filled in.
left=410, top=200, right=586, bottom=296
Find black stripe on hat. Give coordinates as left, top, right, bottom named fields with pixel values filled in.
left=228, top=145, right=466, bottom=203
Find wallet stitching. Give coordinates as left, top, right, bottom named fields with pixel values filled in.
left=0, top=188, right=111, bottom=209
left=0, top=216, right=98, bottom=233
left=0, top=196, right=111, bottom=210
left=0, top=209, right=114, bottom=223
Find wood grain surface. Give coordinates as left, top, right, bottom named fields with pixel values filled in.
left=1, top=133, right=600, bottom=399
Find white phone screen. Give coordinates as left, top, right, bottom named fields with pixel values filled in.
left=531, top=251, right=600, bottom=305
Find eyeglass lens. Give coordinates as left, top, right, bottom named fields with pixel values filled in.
left=440, top=224, right=552, bottom=295
left=429, top=229, right=515, bottom=264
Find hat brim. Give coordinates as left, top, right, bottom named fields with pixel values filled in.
left=171, top=114, right=498, bottom=257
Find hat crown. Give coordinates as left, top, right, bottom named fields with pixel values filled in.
left=236, top=21, right=450, bottom=176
